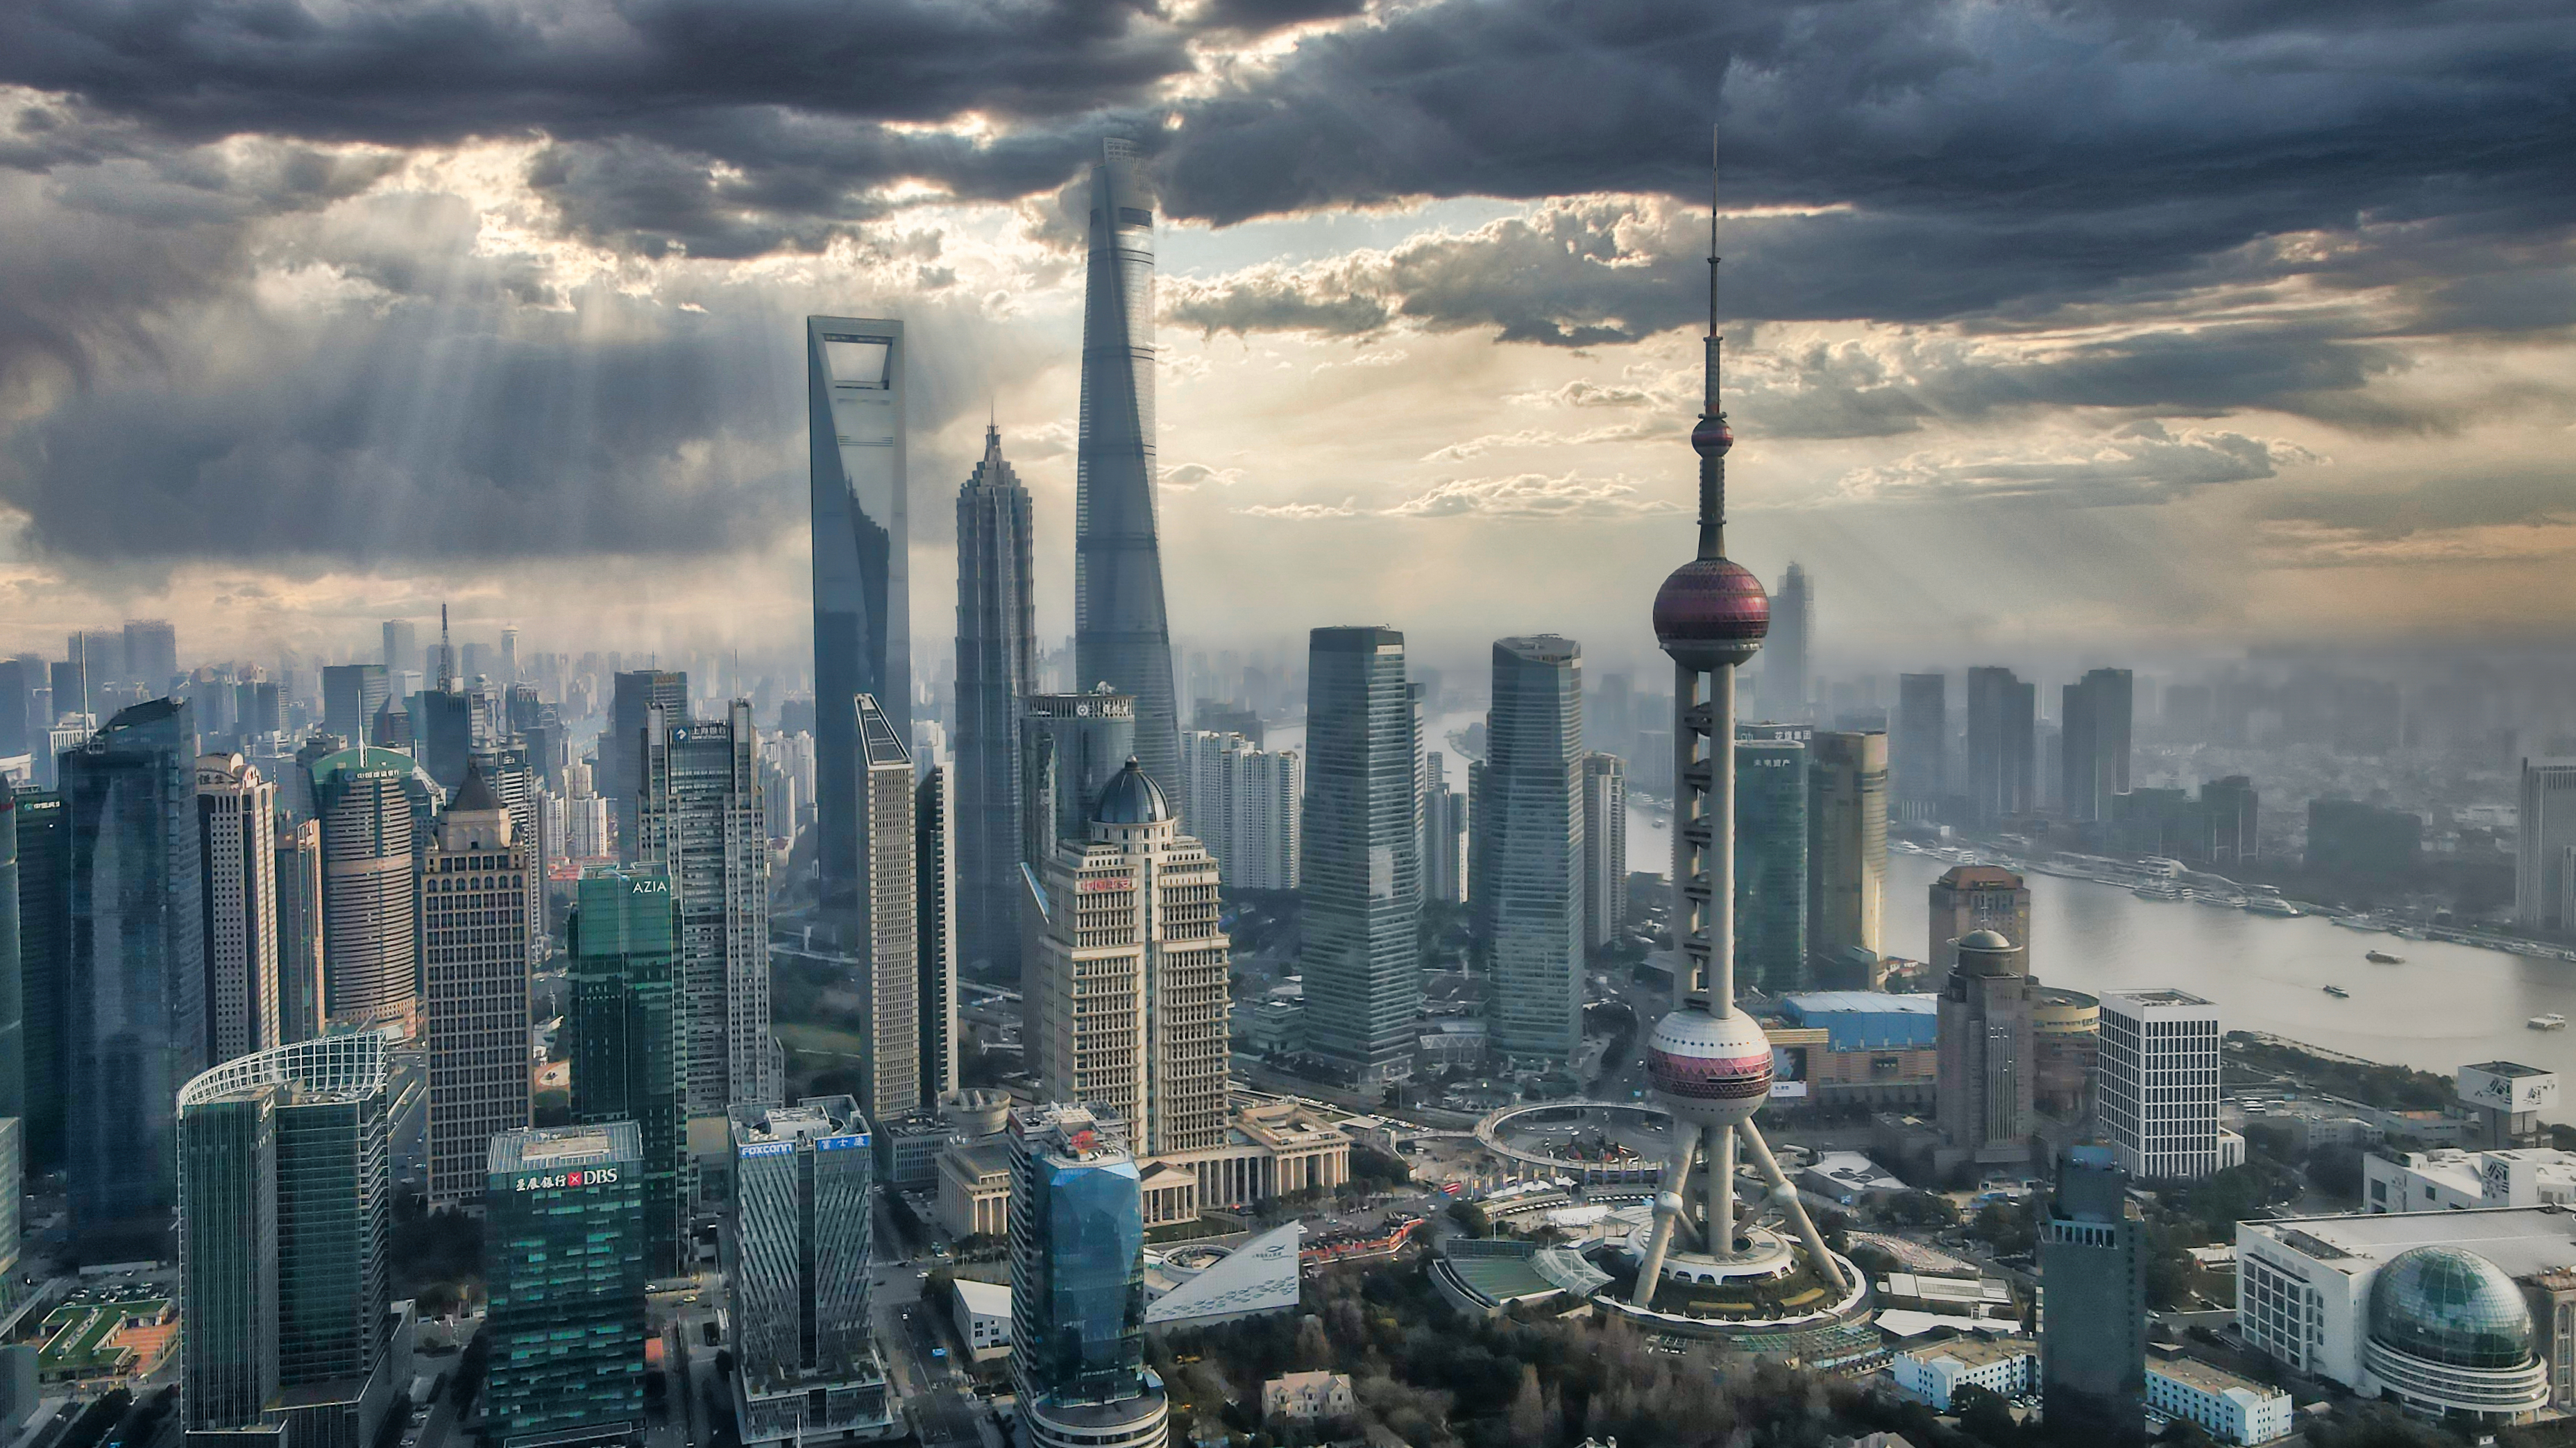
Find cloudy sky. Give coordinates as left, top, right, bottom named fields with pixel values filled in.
left=0, top=0, right=2570, bottom=687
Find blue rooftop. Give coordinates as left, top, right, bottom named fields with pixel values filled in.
left=1779, top=992, right=1939, bottom=1051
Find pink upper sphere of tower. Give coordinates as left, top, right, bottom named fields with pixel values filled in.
left=1646, top=1007, right=1774, bottom=1127
left=1691, top=416, right=1734, bottom=457
left=1654, top=556, right=1768, bottom=672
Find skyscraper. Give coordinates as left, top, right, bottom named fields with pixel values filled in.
left=196, top=752, right=280, bottom=1063
left=484, top=1124, right=647, bottom=1448
left=0, top=656, right=34, bottom=758
left=1761, top=562, right=1811, bottom=719
left=380, top=620, right=416, bottom=675
left=1299, top=627, right=1421, bottom=1086
left=2060, top=667, right=2133, bottom=825
left=1893, top=672, right=1947, bottom=815
left=1479, top=636, right=1585, bottom=1066
left=1929, top=864, right=2031, bottom=974
left=638, top=701, right=776, bottom=1114
left=1026, top=760, right=1230, bottom=1157
left=1073, top=140, right=1180, bottom=808
left=915, top=765, right=958, bottom=1108
left=955, top=424, right=1038, bottom=978
left=2098, top=988, right=2223, bottom=1181
left=1734, top=736, right=1808, bottom=994
left=1181, top=731, right=1303, bottom=893
left=567, top=867, right=682, bottom=1276
left=274, top=819, right=325, bottom=1045
left=1806, top=731, right=1888, bottom=967
left=124, top=620, right=177, bottom=695
left=1020, top=688, right=1136, bottom=871
left=727, top=1098, right=893, bottom=1447
left=0, top=794, right=19, bottom=1130
left=1008, top=1103, right=1167, bottom=1448
left=178, top=1033, right=393, bottom=1448
left=851, top=694, right=921, bottom=1125
left=1965, top=666, right=2035, bottom=823
left=1934, top=930, right=2033, bottom=1162
left=16, top=789, right=69, bottom=1173
left=607, top=669, right=687, bottom=862
left=321, top=664, right=389, bottom=749
left=1581, top=753, right=1627, bottom=953
left=2517, top=758, right=2576, bottom=931
left=63, top=697, right=205, bottom=1250
left=310, top=749, right=421, bottom=1033
left=2040, top=1145, right=2148, bottom=1447
left=423, top=762, right=532, bottom=1211
left=808, top=317, right=910, bottom=922
left=1423, top=755, right=1465, bottom=907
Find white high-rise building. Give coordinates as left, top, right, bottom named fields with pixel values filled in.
left=2099, top=987, right=2223, bottom=1180
left=1026, top=760, right=1230, bottom=1156
left=2516, top=759, right=2576, bottom=932
left=640, top=700, right=777, bottom=1115
left=1581, top=752, right=1627, bottom=951
left=196, top=752, right=280, bottom=1062
left=1180, top=730, right=1301, bottom=892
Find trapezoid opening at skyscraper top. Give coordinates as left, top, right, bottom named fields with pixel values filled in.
left=808, top=316, right=910, bottom=921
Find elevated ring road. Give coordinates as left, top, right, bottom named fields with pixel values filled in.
left=1473, top=1100, right=1672, bottom=1184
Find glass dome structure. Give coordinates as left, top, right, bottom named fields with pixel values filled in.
left=2368, top=1246, right=2536, bottom=1370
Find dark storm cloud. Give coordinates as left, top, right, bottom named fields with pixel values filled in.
left=2257, top=468, right=2576, bottom=539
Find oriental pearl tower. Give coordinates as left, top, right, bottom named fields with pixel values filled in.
left=1623, top=136, right=1853, bottom=1313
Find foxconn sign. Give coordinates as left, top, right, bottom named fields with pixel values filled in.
left=514, top=1167, right=622, bottom=1192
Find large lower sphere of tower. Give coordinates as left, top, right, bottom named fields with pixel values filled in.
left=1653, top=556, right=1768, bottom=673
left=1645, top=1005, right=1774, bottom=1128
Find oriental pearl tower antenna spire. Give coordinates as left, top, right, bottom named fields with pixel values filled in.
left=1626, top=133, right=1850, bottom=1311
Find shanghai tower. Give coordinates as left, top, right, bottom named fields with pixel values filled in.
left=808, top=317, right=910, bottom=921
left=1074, top=139, right=1182, bottom=805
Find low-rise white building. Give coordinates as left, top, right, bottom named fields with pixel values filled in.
left=949, top=1278, right=1010, bottom=1363
left=2146, top=1352, right=2292, bottom=1445
left=2362, top=1147, right=2576, bottom=1214
left=1890, top=1335, right=2037, bottom=1409
left=2237, top=1209, right=2568, bottom=1422
left=1262, top=1372, right=1354, bottom=1424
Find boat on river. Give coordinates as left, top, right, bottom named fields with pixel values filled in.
left=2365, top=950, right=2404, bottom=964
left=2530, top=1014, right=2568, bottom=1031
left=2323, top=985, right=2350, bottom=998
left=2244, top=898, right=2302, bottom=918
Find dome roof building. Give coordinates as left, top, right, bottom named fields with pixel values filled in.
left=1093, top=758, right=1171, bottom=826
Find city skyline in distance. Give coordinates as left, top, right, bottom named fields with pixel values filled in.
left=0, top=6, right=2568, bottom=674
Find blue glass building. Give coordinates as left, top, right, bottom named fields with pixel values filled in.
left=1009, top=1105, right=1167, bottom=1448
left=568, top=867, right=684, bottom=1279
left=1734, top=737, right=1808, bottom=994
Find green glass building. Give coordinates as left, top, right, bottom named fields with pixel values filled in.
left=1734, top=738, right=1808, bottom=994
left=568, top=867, right=684, bottom=1278
left=484, top=1123, right=647, bottom=1448
left=177, top=1033, right=393, bottom=1447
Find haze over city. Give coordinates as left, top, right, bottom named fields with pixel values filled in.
left=8, top=7, right=2576, bottom=1448
left=2, top=1, right=2570, bottom=676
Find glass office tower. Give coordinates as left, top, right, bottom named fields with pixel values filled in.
left=484, top=1123, right=647, bottom=1448
left=567, top=867, right=683, bottom=1278
left=64, top=697, right=204, bottom=1250
left=1009, top=1104, right=1166, bottom=1448
left=808, top=317, right=909, bottom=923
left=727, top=1098, right=892, bottom=1447
left=1298, top=629, right=1421, bottom=1085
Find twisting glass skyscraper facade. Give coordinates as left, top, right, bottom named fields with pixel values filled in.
left=808, top=318, right=910, bottom=923
left=954, top=425, right=1037, bottom=978
left=1074, top=140, right=1180, bottom=808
